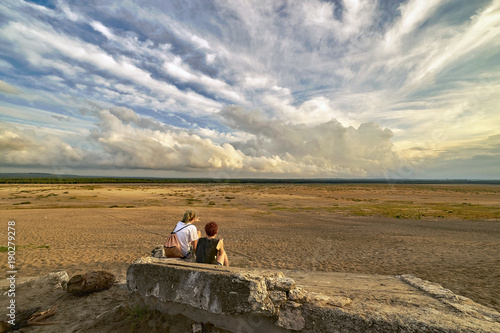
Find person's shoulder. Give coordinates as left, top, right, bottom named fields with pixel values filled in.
left=186, top=224, right=198, bottom=234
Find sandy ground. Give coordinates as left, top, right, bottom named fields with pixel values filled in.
left=1, top=183, right=499, bottom=330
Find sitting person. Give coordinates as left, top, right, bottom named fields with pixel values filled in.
left=196, top=222, right=229, bottom=266
left=172, top=210, right=201, bottom=260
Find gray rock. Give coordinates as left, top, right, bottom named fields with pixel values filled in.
left=277, top=301, right=305, bottom=331
left=19, top=271, right=69, bottom=291
left=288, top=286, right=307, bottom=303
left=267, top=277, right=295, bottom=292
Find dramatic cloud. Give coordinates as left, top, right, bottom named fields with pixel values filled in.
left=0, top=0, right=499, bottom=178
left=0, top=121, right=84, bottom=167
left=0, top=106, right=401, bottom=177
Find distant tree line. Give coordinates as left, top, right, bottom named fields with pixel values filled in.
left=0, top=176, right=498, bottom=185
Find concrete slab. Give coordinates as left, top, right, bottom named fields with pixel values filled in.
left=127, top=257, right=500, bottom=332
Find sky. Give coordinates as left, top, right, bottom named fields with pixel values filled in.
left=0, top=0, right=499, bottom=179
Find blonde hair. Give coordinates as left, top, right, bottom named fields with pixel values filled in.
left=181, top=210, right=197, bottom=223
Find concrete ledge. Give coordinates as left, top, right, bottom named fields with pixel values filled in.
left=127, top=257, right=500, bottom=332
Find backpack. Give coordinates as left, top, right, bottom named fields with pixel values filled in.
left=163, top=224, right=190, bottom=258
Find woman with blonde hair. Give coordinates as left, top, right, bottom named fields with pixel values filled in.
left=172, top=210, right=201, bottom=259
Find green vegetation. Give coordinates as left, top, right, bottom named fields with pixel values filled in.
left=186, top=198, right=202, bottom=205
left=127, top=304, right=153, bottom=333
left=324, top=202, right=500, bottom=220
left=81, top=185, right=101, bottom=190
left=37, top=193, right=58, bottom=198
left=259, top=201, right=499, bottom=220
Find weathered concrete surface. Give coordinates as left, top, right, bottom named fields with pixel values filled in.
left=127, top=257, right=500, bottom=332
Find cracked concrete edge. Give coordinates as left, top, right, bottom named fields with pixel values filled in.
left=397, top=274, right=500, bottom=323
left=127, top=258, right=500, bottom=332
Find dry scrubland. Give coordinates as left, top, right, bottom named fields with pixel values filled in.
left=1, top=183, right=499, bottom=312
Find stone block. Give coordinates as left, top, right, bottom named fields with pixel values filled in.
left=127, top=257, right=500, bottom=333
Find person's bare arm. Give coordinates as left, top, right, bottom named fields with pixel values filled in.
left=216, top=239, right=229, bottom=266
left=191, top=230, right=202, bottom=251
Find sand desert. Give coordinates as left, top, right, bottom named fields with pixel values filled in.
left=1, top=183, right=499, bottom=316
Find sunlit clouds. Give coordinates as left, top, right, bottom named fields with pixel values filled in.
left=0, top=0, right=499, bottom=178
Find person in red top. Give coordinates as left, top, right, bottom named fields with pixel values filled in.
left=196, top=222, right=229, bottom=266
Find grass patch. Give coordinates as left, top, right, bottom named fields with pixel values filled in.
left=127, top=304, right=153, bottom=333
left=37, top=193, right=58, bottom=199
left=319, top=202, right=500, bottom=220
left=81, top=185, right=102, bottom=190
left=186, top=198, right=202, bottom=205
left=258, top=200, right=500, bottom=220
left=208, top=201, right=216, bottom=205
left=13, top=201, right=31, bottom=205
left=0, top=246, right=8, bottom=252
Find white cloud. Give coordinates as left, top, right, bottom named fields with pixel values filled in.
left=384, top=0, right=448, bottom=48
left=399, top=0, right=500, bottom=93
left=0, top=102, right=93, bottom=135
left=0, top=121, right=85, bottom=167
left=59, top=2, right=82, bottom=22
left=89, top=109, right=246, bottom=170
left=162, top=56, right=242, bottom=102
left=219, top=105, right=399, bottom=176
left=0, top=106, right=402, bottom=177
left=0, top=80, right=21, bottom=95
left=88, top=15, right=242, bottom=104
left=90, top=21, right=115, bottom=40
left=302, top=0, right=376, bottom=41
left=0, top=20, right=221, bottom=114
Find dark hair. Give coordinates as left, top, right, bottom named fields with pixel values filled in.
left=205, top=222, right=218, bottom=237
